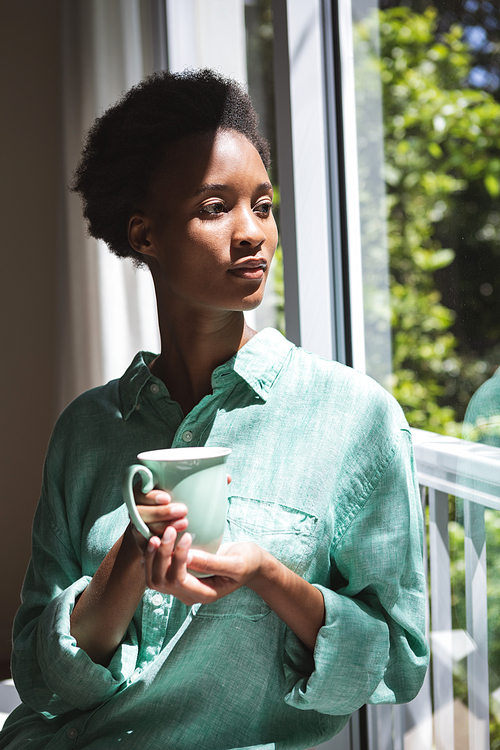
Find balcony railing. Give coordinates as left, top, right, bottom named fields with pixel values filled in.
left=315, top=428, right=500, bottom=750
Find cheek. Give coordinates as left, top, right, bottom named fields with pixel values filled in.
left=184, top=223, right=228, bottom=259
left=271, top=224, right=279, bottom=249
left=267, top=223, right=279, bottom=257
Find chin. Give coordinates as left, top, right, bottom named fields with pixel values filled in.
left=239, top=294, right=264, bottom=312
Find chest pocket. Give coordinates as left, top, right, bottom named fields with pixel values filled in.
left=195, top=496, right=319, bottom=621
left=225, top=495, right=318, bottom=576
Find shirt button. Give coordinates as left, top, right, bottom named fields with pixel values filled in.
left=151, top=593, right=163, bottom=606
left=66, top=727, right=79, bottom=738
left=150, top=383, right=160, bottom=394
left=182, top=430, right=193, bottom=443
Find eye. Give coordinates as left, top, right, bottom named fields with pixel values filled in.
left=254, top=201, right=273, bottom=217
left=200, top=201, right=226, bottom=216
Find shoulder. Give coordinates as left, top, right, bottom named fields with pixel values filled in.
left=45, top=379, right=124, bottom=476
left=51, top=350, right=153, bottom=442
left=54, top=379, right=121, bottom=436
left=285, top=343, right=408, bottom=432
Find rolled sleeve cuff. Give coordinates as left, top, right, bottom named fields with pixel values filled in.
left=283, top=584, right=389, bottom=715
left=23, top=577, right=139, bottom=717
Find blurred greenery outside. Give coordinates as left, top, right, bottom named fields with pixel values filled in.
left=357, top=5, right=500, bottom=436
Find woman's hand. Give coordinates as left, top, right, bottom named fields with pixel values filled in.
left=131, top=475, right=231, bottom=552
left=130, top=486, right=189, bottom=552
left=144, top=531, right=325, bottom=650
left=143, top=531, right=266, bottom=606
left=137, top=475, right=324, bottom=651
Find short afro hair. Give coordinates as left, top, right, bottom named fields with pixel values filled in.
left=71, top=68, right=270, bottom=266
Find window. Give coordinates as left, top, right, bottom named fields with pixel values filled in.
left=162, top=4, right=500, bottom=747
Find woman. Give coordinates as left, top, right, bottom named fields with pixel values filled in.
left=0, top=69, right=428, bottom=749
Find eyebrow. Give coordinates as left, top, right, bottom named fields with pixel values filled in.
left=193, top=181, right=273, bottom=197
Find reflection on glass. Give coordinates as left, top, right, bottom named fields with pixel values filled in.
left=353, top=2, right=393, bottom=389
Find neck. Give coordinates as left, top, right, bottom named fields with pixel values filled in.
left=151, top=300, right=256, bottom=415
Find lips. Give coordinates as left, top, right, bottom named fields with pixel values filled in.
left=228, top=257, right=267, bottom=280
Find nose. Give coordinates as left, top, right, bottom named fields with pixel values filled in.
left=232, top=205, right=266, bottom=251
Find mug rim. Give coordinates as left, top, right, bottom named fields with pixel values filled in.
left=137, top=447, right=231, bottom=462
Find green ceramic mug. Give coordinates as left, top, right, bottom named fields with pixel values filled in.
left=122, top=447, right=231, bottom=558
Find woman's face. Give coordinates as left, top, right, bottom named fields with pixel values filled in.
left=136, top=129, right=278, bottom=314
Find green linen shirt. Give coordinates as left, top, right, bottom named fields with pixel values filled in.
left=1, top=328, right=428, bottom=750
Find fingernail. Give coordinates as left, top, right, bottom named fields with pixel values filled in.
left=147, top=537, right=158, bottom=552
left=155, top=491, right=170, bottom=503
left=162, top=527, right=175, bottom=543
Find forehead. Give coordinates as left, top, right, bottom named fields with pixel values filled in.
left=149, top=130, right=269, bottom=202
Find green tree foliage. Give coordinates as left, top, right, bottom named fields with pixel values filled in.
left=381, top=0, right=500, bottom=94
left=356, top=7, right=500, bottom=433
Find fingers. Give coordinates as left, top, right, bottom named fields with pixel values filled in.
left=144, top=529, right=193, bottom=589
left=168, top=533, right=192, bottom=580
left=137, top=502, right=188, bottom=528
left=143, top=531, right=223, bottom=604
left=133, top=487, right=171, bottom=506
left=144, top=526, right=176, bottom=589
left=133, top=487, right=188, bottom=537
left=186, top=550, right=242, bottom=579
left=187, top=542, right=261, bottom=582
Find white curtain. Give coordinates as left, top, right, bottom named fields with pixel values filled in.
left=58, top=0, right=161, bottom=411
left=165, top=0, right=247, bottom=83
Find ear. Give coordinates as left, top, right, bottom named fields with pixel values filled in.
left=128, top=214, right=155, bottom=258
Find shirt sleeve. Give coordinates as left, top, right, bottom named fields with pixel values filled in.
left=11, top=460, right=139, bottom=719
left=283, top=428, right=429, bottom=715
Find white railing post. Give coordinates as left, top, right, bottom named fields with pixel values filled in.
left=397, top=486, right=433, bottom=750
left=464, top=499, right=490, bottom=750
left=429, top=488, right=455, bottom=749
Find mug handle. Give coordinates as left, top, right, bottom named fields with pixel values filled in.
left=122, top=465, right=155, bottom=540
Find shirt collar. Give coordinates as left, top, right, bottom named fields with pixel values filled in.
left=210, top=328, right=294, bottom=400
left=119, top=351, right=158, bottom=419
left=119, top=328, right=294, bottom=419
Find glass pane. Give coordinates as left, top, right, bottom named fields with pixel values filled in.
left=244, top=0, right=283, bottom=333
left=352, top=0, right=500, bottom=436
left=350, top=2, right=500, bottom=747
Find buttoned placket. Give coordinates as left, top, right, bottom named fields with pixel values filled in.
left=135, top=590, right=171, bottom=673
left=132, top=367, right=237, bottom=672
left=170, top=382, right=231, bottom=449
